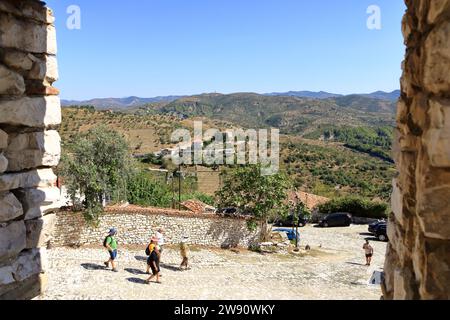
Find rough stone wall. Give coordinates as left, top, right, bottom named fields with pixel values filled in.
left=0, top=0, right=60, bottom=300
left=383, top=0, right=450, bottom=300
left=52, top=207, right=261, bottom=249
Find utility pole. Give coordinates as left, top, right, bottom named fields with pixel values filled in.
left=178, top=163, right=182, bottom=210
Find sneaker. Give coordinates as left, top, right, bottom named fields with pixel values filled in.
left=112, top=268, right=119, bottom=272
left=104, top=262, right=109, bottom=268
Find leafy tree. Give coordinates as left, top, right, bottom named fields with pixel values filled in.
left=60, top=126, right=131, bottom=222
left=216, top=164, right=292, bottom=239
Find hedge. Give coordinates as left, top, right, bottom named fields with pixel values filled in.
left=318, top=196, right=388, bottom=219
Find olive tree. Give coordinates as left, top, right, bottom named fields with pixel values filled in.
left=59, top=126, right=132, bottom=222
left=216, top=164, right=291, bottom=240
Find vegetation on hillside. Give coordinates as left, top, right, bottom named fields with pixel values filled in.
left=304, top=125, right=394, bottom=162
left=280, top=140, right=395, bottom=200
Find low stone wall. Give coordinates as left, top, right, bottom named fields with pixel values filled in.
left=52, top=206, right=261, bottom=249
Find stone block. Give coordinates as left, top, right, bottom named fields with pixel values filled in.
left=28, top=54, right=58, bottom=84
left=417, top=186, right=450, bottom=240
left=1, top=50, right=34, bottom=71
left=15, top=187, right=61, bottom=221
left=0, top=273, right=44, bottom=300
left=0, top=0, right=55, bottom=24
left=424, top=21, right=450, bottom=94
left=0, top=221, right=26, bottom=264
left=421, top=240, right=450, bottom=299
left=7, top=248, right=46, bottom=283
left=0, top=64, right=25, bottom=95
left=0, top=192, right=23, bottom=223
left=0, top=129, right=7, bottom=150
left=424, top=100, right=450, bottom=167
left=25, top=214, right=56, bottom=249
left=5, top=130, right=61, bottom=172
left=25, top=81, right=60, bottom=96
left=0, top=168, right=57, bottom=192
left=391, top=179, right=404, bottom=227
left=428, top=0, right=450, bottom=24
left=0, top=96, right=61, bottom=128
left=393, top=268, right=418, bottom=300
left=0, top=153, right=7, bottom=173
left=0, top=12, right=57, bottom=54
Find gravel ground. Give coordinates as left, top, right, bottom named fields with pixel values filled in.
left=37, top=225, right=386, bottom=300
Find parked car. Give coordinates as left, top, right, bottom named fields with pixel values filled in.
left=374, top=224, right=388, bottom=242
left=318, top=213, right=352, bottom=228
left=215, top=207, right=251, bottom=217
left=273, top=228, right=300, bottom=241
left=273, top=214, right=308, bottom=227
left=368, top=220, right=387, bottom=234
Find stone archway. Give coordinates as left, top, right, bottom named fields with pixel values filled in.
left=0, top=0, right=449, bottom=300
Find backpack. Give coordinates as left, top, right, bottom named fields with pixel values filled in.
left=145, top=243, right=151, bottom=256
left=103, top=236, right=111, bottom=248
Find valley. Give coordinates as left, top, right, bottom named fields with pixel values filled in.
left=60, top=91, right=397, bottom=202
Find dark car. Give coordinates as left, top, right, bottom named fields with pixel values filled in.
left=216, top=207, right=251, bottom=217
left=273, top=214, right=308, bottom=227
left=368, top=220, right=387, bottom=234
left=319, top=213, right=352, bottom=228
left=374, top=224, right=388, bottom=242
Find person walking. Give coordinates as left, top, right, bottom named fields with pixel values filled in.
left=103, top=228, right=119, bottom=272
left=155, top=228, right=165, bottom=275
left=155, top=228, right=165, bottom=254
left=179, top=235, right=190, bottom=271
left=363, top=240, right=374, bottom=266
left=145, top=237, right=158, bottom=275
left=145, top=243, right=161, bottom=284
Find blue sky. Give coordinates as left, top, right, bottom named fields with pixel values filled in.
left=46, top=0, right=406, bottom=100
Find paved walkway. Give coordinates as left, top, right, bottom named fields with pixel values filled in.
left=37, top=225, right=386, bottom=300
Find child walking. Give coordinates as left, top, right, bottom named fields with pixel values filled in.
left=179, top=235, right=190, bottom=271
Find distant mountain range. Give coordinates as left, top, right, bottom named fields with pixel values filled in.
left=61, top=90, right=400, bottom=109
left=61, top=95, right=185, bottom=109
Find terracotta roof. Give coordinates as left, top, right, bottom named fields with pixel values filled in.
left=181, top=200, right=216, bottom=214
left=288, top=191, right=330, bottom=210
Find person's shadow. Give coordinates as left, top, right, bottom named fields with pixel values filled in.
left=346, top=262, right=366, bottom=266
left=134, top=255, right=147, bottom=262
left=81, top=263, right=106, bottom=270
left=127, top=277, right=148, bottom=285
left=125, top=268, right=147, bottom=275
left=160, top=263, right=181, bottom=272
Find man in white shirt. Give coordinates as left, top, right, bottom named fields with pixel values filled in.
left=155, top=228, right=165, bottom=253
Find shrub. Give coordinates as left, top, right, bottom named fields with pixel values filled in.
left=318, top=196, right=388, bottom=219
left=127, top=171, right=172, bottom=207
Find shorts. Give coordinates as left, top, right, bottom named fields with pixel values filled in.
left=109, top=249, right=117, bottom=260
left=148, top=259, right=160, bottom=275
left=366, top=254, right=373, bottom=258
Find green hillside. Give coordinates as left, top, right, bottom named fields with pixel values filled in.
left=156, top=93, right=396, bottom=136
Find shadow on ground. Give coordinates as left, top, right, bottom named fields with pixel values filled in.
left=160, top=263, right=181, bottom=272
left=126, top=277, right=148, bottom=285
left=346, top=262, right=366, bottom=266
left=134, top=255, right=147, bottom=262
left=125, top=268, right=147, bottom=275
left=81, top=263, right=105, bottom=271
